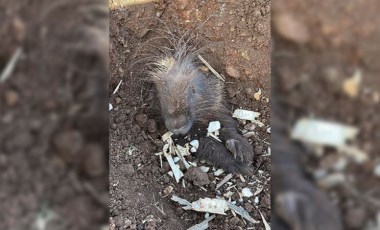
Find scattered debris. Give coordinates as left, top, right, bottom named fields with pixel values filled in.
left=291, top=118, right=368, bottom=162
left=225, top=65, right=240, bottom=79
left=241, top=187, right=254, bottom=198
left=254, top=196, right=260, bottom=205
left=163, top=186, right=174, bottom=196
left=109, top=103, right=113, bottom=111
left=216, top=173, right=233, bottom=190
left=254, top=88, right=262, bottom=101
left=187, top=215, right=216, bottom=230
left=112, top=80, right=123, bottom=94
left=172, top=195, right=258, bottom=223
left=197, top=54, right=225, bottom=81
left=185, top=167, right=210, bottom=187
left=233, top=109, right=260, bottom=121
left=164, top=152, right=184, bottom=183
left=214, top=169, right=224, bottom=176
left=291, top=118, right=358, bottom=146
left=0, top=47, right=23, bottom=83
left=207, top=121, right=222, bottom=142
left=259, top=210, right=271, bottom=230
left=343, top=69, right=361, bottom=98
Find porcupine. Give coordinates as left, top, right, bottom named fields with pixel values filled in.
left=145, top=32, right=254, bottom=174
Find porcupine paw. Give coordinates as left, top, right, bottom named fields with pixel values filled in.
left=225, top=137, right=254, bottom=163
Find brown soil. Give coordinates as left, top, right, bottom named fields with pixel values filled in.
left=109, top=0, right=271, bottom=229
left=272, top=0, right=380, bottom=229
left=0, top=1, right=108, bottom=229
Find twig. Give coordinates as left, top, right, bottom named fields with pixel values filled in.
left=197, top=54, right=225, bottom=82
left=0, top=47, right=22, bottom=83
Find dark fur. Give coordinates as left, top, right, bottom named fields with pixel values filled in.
left=145, top=32, right=254, bottom=174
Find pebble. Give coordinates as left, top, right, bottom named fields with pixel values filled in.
left=229, top=217, right=240, bottom=226
left=115, top=97, right=121, bottom=104
left=226, top=65, right=240, bottom=79
left=184, top=167, right=210, bottom=187
left=273, top=13, right=310, bottom=44
left=163, top=186, right=173, bottom=196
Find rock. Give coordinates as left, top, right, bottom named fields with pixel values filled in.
left=115, top=97, right=121, bottom=104
left=163, top=186, right=173, bottom=196
left=226, top=65, right=240, bottom=79
left=273, top=13, right=310, bottom=44
left=54, top=130, right=84, bottom=163
left=135, top=114, right=148, bottom=127
left=147, top=119, right=157, bottom=133
left=4, top=90, right=19, bottom=106
left=184, top=167, right=210, bottom=186
left=229, top=217, right=240, bottom=226
left=82, top=144, right=106, bottom=177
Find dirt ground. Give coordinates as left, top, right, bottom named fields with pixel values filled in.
left=0, top=1, right=108, bottom=229
left=109, top=0, right=271, bottom=229
left=272, top=0, right=380, bottom=229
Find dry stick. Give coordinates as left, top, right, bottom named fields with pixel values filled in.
left=111, top=0, right=158, bottom=7
left=0, top=47, right=22, bottom=83
left=197, top=54, right=225, bottom=82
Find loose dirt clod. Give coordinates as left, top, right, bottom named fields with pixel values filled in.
left=185, top=167, right=210, bottom=187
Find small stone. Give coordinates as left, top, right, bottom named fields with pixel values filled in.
left=184, top=167, right=210, bottom=187
left=4, top=90, right=19, bottom=106
left=226, top=66, right=240, bottom=79
left=115, top=97, right=121, bottom=104
left=147, top=119, right=157, bottom=133
left=229, top=217, right=240, bottom=226
left=163, top=186, right=173, bottom=196
left=135, top=114, right=148, bottom=127
left=273, top=13, right=310, bottom=44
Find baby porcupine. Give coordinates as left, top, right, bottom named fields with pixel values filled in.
left=146, top=33, right=254, bottom=174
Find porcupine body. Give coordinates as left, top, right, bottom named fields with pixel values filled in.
left=146, top=34, right=254, bottom=174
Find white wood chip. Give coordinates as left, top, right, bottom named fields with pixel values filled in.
left=214, top=169, right=225, bottom=176
left=187, top=215, right=216, bottom=230
left=112, top=80, right=123, bottom=94
left=241, top=188, right=253, bottom=198
left=232, top=109, right=260, bottom=121
left=207, top=121, right=221, bottom=133
left=164, top=152, right=183, bottom=183
left=216, top=173, right=233, bottom=190
left=259, top=210, right=271, bottom=230
left=291, top=118, right=358, bottom=147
